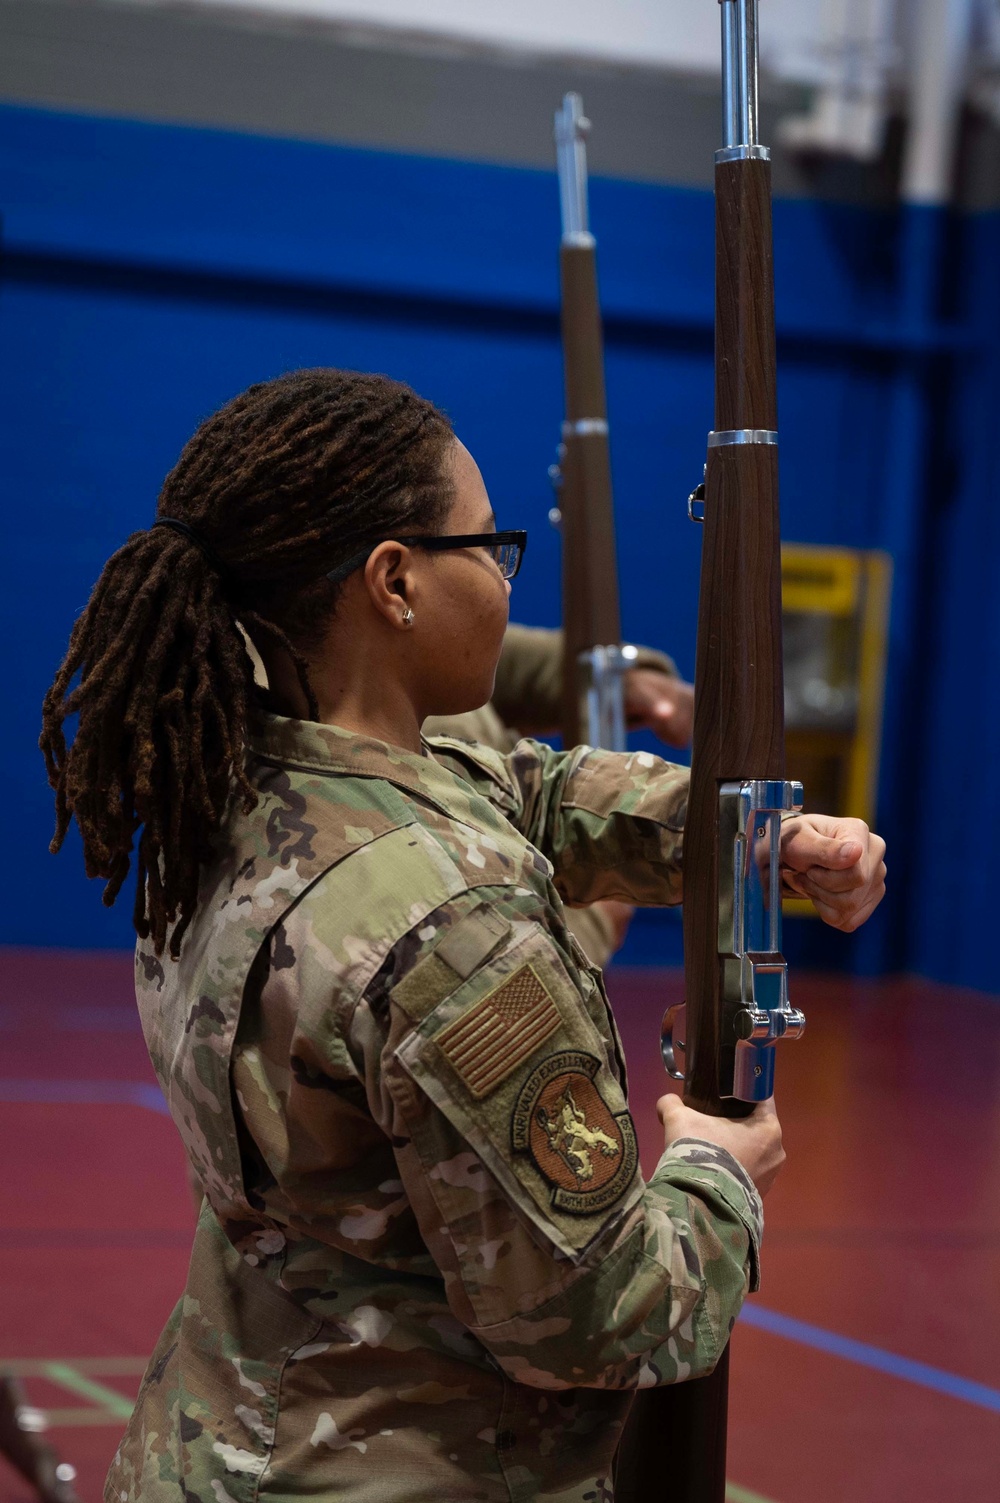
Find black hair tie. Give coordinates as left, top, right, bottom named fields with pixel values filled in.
left=153, top=517, right=230, bottom=579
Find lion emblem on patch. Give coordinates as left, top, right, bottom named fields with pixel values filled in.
left=536, top=1083, right=620, bottom=1182
left=512, top=1051, right=638, bottom=1214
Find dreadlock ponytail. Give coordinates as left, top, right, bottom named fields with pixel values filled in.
left=40, top=525, right=260, bottom=958
left=41, top=369, right=454, bottom=957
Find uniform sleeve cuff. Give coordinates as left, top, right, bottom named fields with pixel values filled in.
left=651, top=1136, right=764, bottom=1292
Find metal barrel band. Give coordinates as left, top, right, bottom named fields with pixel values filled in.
left=563, top=418, right=609, bottom=438
left=561, top=229, right=596, bottom=249
left=708, top=428, right=778, bottom=447
left=715, top=144, right=771, bottom=163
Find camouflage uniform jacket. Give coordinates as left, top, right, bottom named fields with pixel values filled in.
left=108, top=714, right=762, bottom=1503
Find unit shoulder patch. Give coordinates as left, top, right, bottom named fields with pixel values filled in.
left=396, top=933, right=643, bottom=1259
left=511, top=1051, right=638, bottom=1215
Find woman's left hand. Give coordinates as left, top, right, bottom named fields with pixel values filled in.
left=779, top=813, right=887, bottom=932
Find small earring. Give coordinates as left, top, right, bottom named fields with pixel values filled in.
left=402, top=607, right=415, bottom=626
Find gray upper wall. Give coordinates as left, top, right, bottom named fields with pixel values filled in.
left=1, top=0, right=998, bottom=208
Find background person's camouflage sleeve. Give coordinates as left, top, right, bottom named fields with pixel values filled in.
left=423, top=624, right=679, bottom=747
left=421, top=694, right=623, bottom=973
left=107, top=715, right=761, bottom=1503
left=489, top=624, right=679, bottom=737
left=423, top=624, right=679, bottom=969
left=422, top=697, right=516, bottom=751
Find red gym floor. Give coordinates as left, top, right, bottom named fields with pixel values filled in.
left=2, top=947, right=999, bottom=1503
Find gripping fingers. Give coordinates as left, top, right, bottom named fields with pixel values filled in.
left=810, top=881, right=886, bottom=932
left=797, top=864, right=867, bottom=896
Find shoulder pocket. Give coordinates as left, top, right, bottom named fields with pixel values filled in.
left=393, top=928, right=641, bottom=1262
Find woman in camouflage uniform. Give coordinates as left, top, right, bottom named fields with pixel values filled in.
left=42, top=370, right=882, bottom=1502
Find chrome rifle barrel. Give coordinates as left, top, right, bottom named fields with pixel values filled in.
left=720, top=0, right=761, bottom=149
left=554, top=92, right=592, bottom=240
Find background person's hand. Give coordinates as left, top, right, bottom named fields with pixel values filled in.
left=779, top=812, right=886, bottom=931
left=624, top=668, right=695, bottom=747
left=657, top=1094, right=785, bottom=1197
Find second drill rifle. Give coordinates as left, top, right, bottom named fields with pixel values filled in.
left=553, top=93, right=636, bottom=752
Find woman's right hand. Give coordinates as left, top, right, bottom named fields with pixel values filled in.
left=657, top=1093, right=786, bottom=1197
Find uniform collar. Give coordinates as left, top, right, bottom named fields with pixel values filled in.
left=248, top=711, right=499, bottom=821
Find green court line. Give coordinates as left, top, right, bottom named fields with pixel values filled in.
left=9, top=1358, right=780, bottom=1499
left=56, top=1357, right=148, bottom=1376
left=44, top=1408, right=128, bottom=1427
left=726, top=1485, right=779, bottom=1503
left=3, top=1357, right=148, bottom=1378
left=42, top=1362, right=135, bottom=1419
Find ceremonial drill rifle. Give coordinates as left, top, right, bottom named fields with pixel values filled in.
left=552, top=92, right=636, bottom=752
left=617, top=4, right=806, bottom=1498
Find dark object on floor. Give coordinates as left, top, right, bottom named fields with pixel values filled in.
left=0, top=1375, right=82, bottom=1503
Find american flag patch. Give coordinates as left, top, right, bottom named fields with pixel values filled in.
left=436, top=964, right=561, bottom=1099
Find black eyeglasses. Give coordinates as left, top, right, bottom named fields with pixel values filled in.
left=326, top=530, right=527, bottom=586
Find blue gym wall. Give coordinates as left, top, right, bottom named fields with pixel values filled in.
left=1, top=103, right=996, bottom=988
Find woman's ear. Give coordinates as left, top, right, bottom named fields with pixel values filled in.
left=363, top=542, right=417, bottom=629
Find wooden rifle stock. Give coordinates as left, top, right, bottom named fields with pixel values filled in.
left=616, top=5, right=800, bottom=1499
left=683, top=152, right=784, bottom=1111
left=554, top=94, right=625, bottom=750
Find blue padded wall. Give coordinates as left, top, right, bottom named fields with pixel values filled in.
left=1, top=104, right=995, bottom=987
